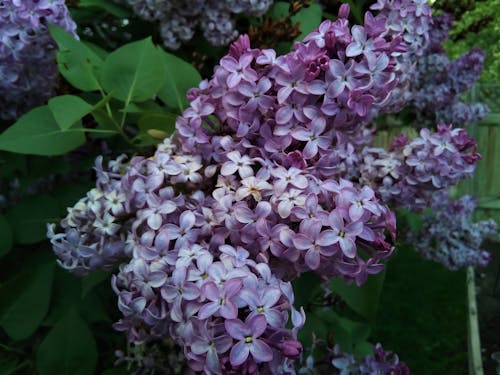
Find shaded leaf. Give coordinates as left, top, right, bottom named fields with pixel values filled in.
left=0, top=215, right=13, bottom=257
left=78, top=0, right=132, bottom=17
left=0, top=107, right=85, bottom=156
left=6, top=194, right=62, bottom=244
left=330, top=270, right=386, bottom=322
left=37, top=308, right=97, bottom=375
left=0, top=262, right=55, bottom=340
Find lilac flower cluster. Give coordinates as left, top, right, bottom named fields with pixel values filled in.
left=358, top=124, right=481, bottom=210
left=329, top=343, right=411, bottom=375
left=119, top=0, right=272, bottom=49
left=411, top=192, right=497, bottom=270
left=408, top=12, right=490, bottom=127
left=49, top=3, right=484, bottom=373
left=48, top=156, right=130, bottom=276
left=0, top=0, right=77, bottom=120
left=369, top=0, right=433, bottom=112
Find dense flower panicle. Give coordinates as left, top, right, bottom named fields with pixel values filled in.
left=407, top=11, right=489, bottom=128
left=411, top=193, right=497, bottom=270
left=0, top=0, right=77, bottom=120
left=48, top=156, right=130, bottom=276
left=49, top=2, right=482, bottom=373
left=118, top=0, right=272, bottom=49
left=358, top=124, right=481, bottom=210
left=369, top=0, right=433, bottom=112
left=298, top=343, right=411, bottom=374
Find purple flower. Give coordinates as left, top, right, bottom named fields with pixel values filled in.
left=198, top=278, right=242, bottom=319
left=293, top=220, right=338, bottom=269
left=327, top=211, right=363, bottom=258
left=225, top=315, right=273, bottom=366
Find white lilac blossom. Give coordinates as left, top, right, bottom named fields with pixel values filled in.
left=0, top=0, right=77, bottom=120
left=117, top=0, right=272, bottom=49
left=410, top=193, right=497, bottom=270
left=49, top=3, right=482, bottom=373
left=48, top=156, right=130, bottom=276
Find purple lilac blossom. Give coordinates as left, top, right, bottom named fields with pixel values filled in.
left=49, top=3, right=483, bottom=373
left=410, top=192, right=497, bottom=270
left=298, top=343, right=411, bottom=374
left=407, top=12, right=489, bottom=127
left=0, top=0, right=77, bottom=120
left=358, top=125, right=481, bottom=210
left=117, top=0, right=272, bottom=49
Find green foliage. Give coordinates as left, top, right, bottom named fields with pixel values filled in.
left=0, top=261, right=55, bottom=340
left=36, top=308, right=98, bottom=375
left=0, top=215, right=13, bottom=257
left=48, top=95, right=94, bottom=131
left=0, top=28, right=202, bottom=156
left=49, top=24, right=104, bottom=92
left=100, top=38, right=166, bottom=103
left=330, top=270, right=386, bottom=322
left=443, top=0, right=500, bottom=82
left=372, top=246, right=468, bottom=374
left=292, top=4, right=323, bottom=41
left=0, top=107, right=86, bottom=155
left=5, top=195, right=62, bottom=244
left=77, top=0, right=132, bottom=18
left=158, top=50, right=203, bottom=112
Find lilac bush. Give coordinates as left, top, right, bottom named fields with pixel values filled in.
left=48, top=1, right=485, bottom=373
left=410, top=193, right=498, bottom=270
left=0, top=0, right=77, bottom=120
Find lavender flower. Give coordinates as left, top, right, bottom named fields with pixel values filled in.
left=0, top=0, right=77, bottom=119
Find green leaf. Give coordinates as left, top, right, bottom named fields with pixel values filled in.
left=158, top=50, right=202, bottom=112
left=0, top=215, right=13, bottom=257
left=6, top=195, right=62, bottom=244
left=477, top=196, right=500, bottom=210
left=49, top=24, right=103, bottom=91
left=100, top=38, right=166, bottom=103
left=291, top=272, right=323, bottom=308
left=48, top=95, right=93, bottom=130
left=318, top=311, right=371, bottom=352
left=0, top=262, right=55, bottom=340
left=78, top=0, right=132, bottom=17
left=43, top=269, right=82, bottom=327
left=81, top=270, right=110, bottom=298
left=330, top=270, right=386, bottom=322
left=37, top=309, right=97, bottom=375
left=79, top=290, right=111, bottom=323
left=292, top=4, right=323, bottom=41
left=0, top=358, right=20, bottom=375
left=0, top=106, right=86, bottom=156
left=269, top=2, right=290, bottom=19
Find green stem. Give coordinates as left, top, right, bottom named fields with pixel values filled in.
left=467, top=267, right=484, bottom=375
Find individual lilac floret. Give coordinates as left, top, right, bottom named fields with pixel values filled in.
left=48, top=156, right=130, bottom=276
left=0, top=0, right=77, bottom=120
left=410, top=193, right=497, bottom=270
